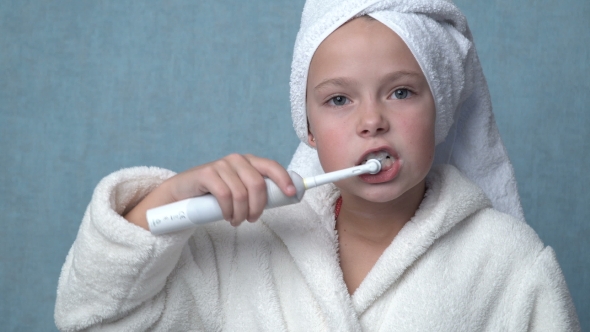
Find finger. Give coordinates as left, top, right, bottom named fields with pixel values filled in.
left=244, top=154, right=297, bottom=197
left=216, top=155, right=251, bottom=225
left=245, top=176, right=267, bottom=222
left=194, top=163, right=236, bottom=223
left=207, top=184, right=235, bottom=223
left=231, top=157, right=268, bottom=222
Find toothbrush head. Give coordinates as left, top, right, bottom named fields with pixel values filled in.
left=365, top=159, right=381, bottom=174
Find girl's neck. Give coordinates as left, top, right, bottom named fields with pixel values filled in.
left=335, top=180, right=427, bottom=295
left=336, top=180, right=426, bottom=245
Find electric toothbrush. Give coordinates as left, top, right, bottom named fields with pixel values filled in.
left=147, top=159, right=382, bottom=235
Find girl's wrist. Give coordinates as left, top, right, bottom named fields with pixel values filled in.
left=124, top=180, right=177, bottom=231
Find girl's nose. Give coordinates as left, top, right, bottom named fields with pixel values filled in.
left=357, top=101, right=390, bottom=137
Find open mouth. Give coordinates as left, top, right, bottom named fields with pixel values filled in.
left=360, top=150, right=395, bottom=169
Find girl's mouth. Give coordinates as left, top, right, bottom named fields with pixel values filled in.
left=360, top=150, right=395, bottom=171
left=359, top=149, right=401, bottom=183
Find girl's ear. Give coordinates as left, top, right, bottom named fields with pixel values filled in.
left=307, top=131, right=316, bottom=148
left=307, top=120, right=317, bottom=148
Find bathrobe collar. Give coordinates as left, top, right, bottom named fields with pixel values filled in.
left=264, top=165, right=491, bottom=324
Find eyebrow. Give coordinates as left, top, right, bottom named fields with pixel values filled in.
left=381, top=70, right=423, bottom=83
left=313, top=70, right=424, bottom=92
left=313, top=77, right=357, bottom=93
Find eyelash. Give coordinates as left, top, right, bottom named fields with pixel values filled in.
left=391, top=88, right=413, bottom=99
left=324, top=88, right=414, bottom=107
left=326, top=95, right=350, bottom=106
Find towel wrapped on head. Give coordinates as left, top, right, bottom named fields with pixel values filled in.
left=288, top=0, right=524, bottom=221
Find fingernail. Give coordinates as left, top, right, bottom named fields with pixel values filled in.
left=287, top=185, right=296, bottom=195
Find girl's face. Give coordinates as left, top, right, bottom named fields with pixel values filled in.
left=306, top=17, right=436, bottom=205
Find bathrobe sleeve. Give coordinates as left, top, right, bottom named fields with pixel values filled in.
left=54, top=167, right=206, bottom=331
left=516, top=247, right=581, bottom=332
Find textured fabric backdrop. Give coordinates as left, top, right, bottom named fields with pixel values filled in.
left=1, top=0, right=588, bottom=330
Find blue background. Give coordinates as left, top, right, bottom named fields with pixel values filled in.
left=1, top=0, right=588, bottom=330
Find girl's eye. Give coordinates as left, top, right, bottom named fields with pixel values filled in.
left=328, top=95, right=349, bottom=106
left=392, top=88, right=412, bottom=99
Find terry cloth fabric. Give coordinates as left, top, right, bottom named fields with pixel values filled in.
left=55, top=165, right=580, bottom=331
left=288, top=0, right=525, bottom=221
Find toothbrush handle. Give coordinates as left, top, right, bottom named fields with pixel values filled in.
left=147, top=171, right=305, bottom=235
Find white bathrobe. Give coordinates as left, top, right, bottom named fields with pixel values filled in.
left=54, top=165, right=580, bottom=331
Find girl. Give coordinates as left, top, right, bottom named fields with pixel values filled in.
left=55, top=0, right=580, bottom=330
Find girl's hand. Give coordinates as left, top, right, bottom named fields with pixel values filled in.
left=124, top=154, right=297, bottom=230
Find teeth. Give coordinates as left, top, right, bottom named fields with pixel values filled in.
left=362, top=150, right=394, bottom=165
left=381, top=156, right=393, bottom=168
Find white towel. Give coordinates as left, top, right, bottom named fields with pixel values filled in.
left=288, top=0, right=524, bottom=220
